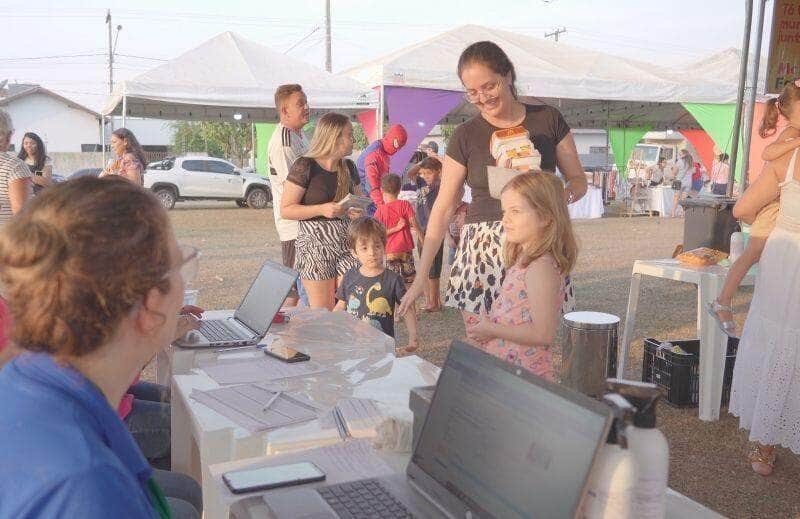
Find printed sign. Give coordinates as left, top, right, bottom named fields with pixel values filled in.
left=767, top=1, right=800, bottom=93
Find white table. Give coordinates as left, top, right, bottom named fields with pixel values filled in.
left=648, top=186, right=683, bottom=218
left=618, top=259, right=755, bottom=421
left=157, top=307, right=396, bottom=386
left=215, top=445, right=724, bottom=519
left=568, top=185, right=605, bottom=219
left=170, top=340, right=439, bottom=519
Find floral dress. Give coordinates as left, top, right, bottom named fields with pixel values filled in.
left=477, top=256, right=565, bottom=381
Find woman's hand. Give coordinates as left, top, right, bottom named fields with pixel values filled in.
left=174, top=305, right=204, bottom=340
left=320, top=202, right=346, bottom=219
left=398, top=277, right=426, bottom=316
left=347, top=207, right=364, bottom=220
left=465, top=309, right=495, bottom=343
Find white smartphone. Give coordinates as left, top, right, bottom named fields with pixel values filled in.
left=223, top=461, right=326, bottom=494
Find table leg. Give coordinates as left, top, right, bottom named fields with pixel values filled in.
left=200, top=428, right=235, bottom=519
left=170, top=376, right=193, bottom=475
left=617, top=272, right=643, bottom=378
left=697, top=276, right=726, bottom=421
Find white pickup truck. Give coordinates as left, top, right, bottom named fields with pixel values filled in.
left=144, top=156, right=272, bottom=210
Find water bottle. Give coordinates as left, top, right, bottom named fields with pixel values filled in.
left=729, top=232, right=745, bottom=264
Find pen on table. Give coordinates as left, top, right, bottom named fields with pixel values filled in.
left=263, top=391, right=283, bottom=412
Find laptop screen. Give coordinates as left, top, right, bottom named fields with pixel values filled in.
left=411, top=341, right=611, bottom=519
left=233, top=260, right=298, bottom=337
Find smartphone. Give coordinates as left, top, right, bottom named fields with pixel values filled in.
left=223, top=461, right=325, bottom=494
left=34, top=170, right=43, bottom=176
left=264, top=345, right=310, bottom=363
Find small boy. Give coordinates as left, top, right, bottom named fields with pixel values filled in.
left=374, top=174, right=425, bottom=289
left=407, top=157, right=444, bottom=312
left=335, top=217, right=419, bottom=353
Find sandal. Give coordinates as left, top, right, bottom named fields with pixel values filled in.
left=705, top=300, right=737, bottom=338
left=748, top=445, right=776, bottom=476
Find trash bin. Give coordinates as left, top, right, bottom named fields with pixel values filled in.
left=679, top=196, right=740, bottom=253
left=561, top=311, right=620, bottom=397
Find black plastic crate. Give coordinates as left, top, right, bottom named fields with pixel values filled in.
left=641, top=337, right=738, bottom=407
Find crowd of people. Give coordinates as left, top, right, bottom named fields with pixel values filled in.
left=0, top=38, right=797, bottom=518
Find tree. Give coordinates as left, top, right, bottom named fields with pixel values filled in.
left=171, top=121, right=252, bottom=166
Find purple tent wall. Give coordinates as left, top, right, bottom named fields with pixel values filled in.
left=385, top=86, right=464, bottom=174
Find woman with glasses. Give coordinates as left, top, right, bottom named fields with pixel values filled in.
left=0, top=177, right=201, bottom=518
left=399, top=41, right=587, bottom=323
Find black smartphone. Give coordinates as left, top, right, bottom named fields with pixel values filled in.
left=223, top=461, right=325, bottom=494
left=264, top=345, right=310, bottom=363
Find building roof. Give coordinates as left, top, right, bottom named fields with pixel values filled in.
left=0, top=82, right=100, bottom=118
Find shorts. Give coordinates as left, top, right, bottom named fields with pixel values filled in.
left=750, top=200, right=780, bottom=239
left=444, top=221, right=575, bottom=315
left=295, top=219, right=359, bottom=281
left=386, top=251, right=416, bottom=285
left=281, top=240, right=299, bottom=297
left=418, top=241, right=444, bottom=280
left=712, top=183, right=728, bottom=195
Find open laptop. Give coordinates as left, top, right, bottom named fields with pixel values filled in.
left=265, top=340, right=613, bottom=519
left=174, top=260, right=298, bottom=349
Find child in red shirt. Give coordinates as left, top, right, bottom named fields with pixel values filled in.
left=374, top=174, right=424, bottom=288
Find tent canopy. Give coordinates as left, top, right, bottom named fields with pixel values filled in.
left=343, top=24, right=738, bottom=129
left=102, top=31, right=375, bottom=121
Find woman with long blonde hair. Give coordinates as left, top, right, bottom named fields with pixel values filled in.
left=281, top=113, right=363, bottom=309
left=465, top=172, right=578, bottom=380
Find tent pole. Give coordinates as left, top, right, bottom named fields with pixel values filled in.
left=122, top=93, right=127, bottom=127
left=740, top=0, right=766, bottom=195
left=101, top=116, right=106, bottom=166
left=728, top=0, right=754, bottom=198
left=378, top=82, right=385, bottom=139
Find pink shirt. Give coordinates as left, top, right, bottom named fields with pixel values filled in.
left=374, top=200, right=416, bottom=254
left=711, top=160, right=730, bottom=184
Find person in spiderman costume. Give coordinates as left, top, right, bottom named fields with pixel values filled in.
left=356, top=124, right=408, bottom=215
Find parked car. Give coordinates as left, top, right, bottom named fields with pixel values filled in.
left=49, top=167, right=101, bottom=184
left=143, top=157, right=272, bottom=210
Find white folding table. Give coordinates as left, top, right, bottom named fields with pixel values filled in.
left=618, top=259, right=755, bottom=421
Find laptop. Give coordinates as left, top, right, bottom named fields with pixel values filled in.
left=174, top=260, right=298, bottom=349
left=265, top=340, right=613, bottom=519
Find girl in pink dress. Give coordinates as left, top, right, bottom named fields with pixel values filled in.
left=466, top=173, right=577, bottom=380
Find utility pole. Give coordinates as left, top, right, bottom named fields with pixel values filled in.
left=106, top=10, right=114, bottom=94
left=544, top=26, right=567, bottom=42
left=325, top=0, right=332, bottom=72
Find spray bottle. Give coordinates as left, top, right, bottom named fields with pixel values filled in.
left=581, top=393, right=636, bottom=519
left=608, top=379, right=669, bottom=519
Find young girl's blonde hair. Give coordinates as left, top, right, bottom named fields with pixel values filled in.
left=305, top=112, right=352, bottom=201
left=501, top=173, right=578, bottom=274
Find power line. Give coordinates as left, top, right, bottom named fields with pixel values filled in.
left=0, top=53, right=105, bottom=61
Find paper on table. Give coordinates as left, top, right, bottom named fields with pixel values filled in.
left=319, top=398, right=386, bottom=440
left=202, top=356, right=326, bottom=385
left=190, top=384, right=323, bottom=433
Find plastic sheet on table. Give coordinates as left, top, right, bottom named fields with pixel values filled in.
left=277, top=307, right=395, bottom=352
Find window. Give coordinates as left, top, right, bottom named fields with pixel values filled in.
left=589, top=146, right=609, bottom=154
left=182, top=160, right=208, bottom=172
left=207, top=160, right=235, bottom=174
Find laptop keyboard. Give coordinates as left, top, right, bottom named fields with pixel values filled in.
left=318, top=479, right=414, bottom=519
left=198, top=320, right=243, bottom=342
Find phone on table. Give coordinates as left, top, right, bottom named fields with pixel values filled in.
left=264, top=345, right=310, bottom=363
left=223, top=461, right=325, bottom=494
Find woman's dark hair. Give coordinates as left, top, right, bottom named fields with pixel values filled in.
left=759, top=79, right=800, bottom=138
left=457, top=41, right=518, bottom=99
left=112, top=128, right=148, bottom=169
left=17, top=132, right=47, bottom=171
left=0, top=176, right=172, bottom=358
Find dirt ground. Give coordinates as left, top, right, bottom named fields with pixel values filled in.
left=151, top=201, right=800, bottom=519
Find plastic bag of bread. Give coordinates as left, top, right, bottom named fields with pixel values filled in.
left=676, top=247, right=727, bottom=266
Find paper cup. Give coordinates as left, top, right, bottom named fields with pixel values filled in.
left=183, top=289, right=199, bottom=307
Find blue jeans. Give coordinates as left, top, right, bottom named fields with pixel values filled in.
left=153, top=469, right=202, bottom=519
left=125, top=381, right=171, bottom=470
left=297, top=278, right=309, bottom=307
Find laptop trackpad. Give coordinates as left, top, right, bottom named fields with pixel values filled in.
left=264, top=488, right=336, bottom=519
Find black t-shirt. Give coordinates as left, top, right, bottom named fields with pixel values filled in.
left=446, top=104, right=571, bottom=224
left=335, top=268, right=406, bottom=338
left=286, top=157, right=360, bottom=220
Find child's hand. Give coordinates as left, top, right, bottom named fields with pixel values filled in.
left=465, top=309, right=494, bottom=343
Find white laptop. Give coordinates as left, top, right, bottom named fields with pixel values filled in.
left=265, top=340, right=614, bottom=519
left=174, top=260, right=298, bottom=349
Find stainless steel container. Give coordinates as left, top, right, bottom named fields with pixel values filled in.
left=561, top=311, right=620, bottom=397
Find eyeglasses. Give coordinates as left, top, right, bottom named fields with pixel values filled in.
left=464, top=80, right=503, bottom=104
left=163, top=245, right=200, bottom=286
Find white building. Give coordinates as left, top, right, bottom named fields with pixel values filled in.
left=0, top=82, right=103, bottom=153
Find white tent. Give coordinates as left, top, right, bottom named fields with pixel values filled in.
left=102, top=31, right=375, bottom=122
left=343, top=24, right=738, bottom=129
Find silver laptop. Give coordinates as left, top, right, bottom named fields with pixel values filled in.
left=174, top=260, right=298, bottom=349
left=265, top=340, right=613, bottom=519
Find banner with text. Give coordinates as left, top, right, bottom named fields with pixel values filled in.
left=767, top=0, right=800, bottom=93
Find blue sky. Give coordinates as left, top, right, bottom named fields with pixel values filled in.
left=0, top=0, right=771, bottom=110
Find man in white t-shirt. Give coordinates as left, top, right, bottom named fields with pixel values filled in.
left=268, top=84, right=310, bottom=306
left=0, top=109, right=32, bottom=226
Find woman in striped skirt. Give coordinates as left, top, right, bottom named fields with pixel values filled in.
left=281, top=113, right=363, bottom=309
